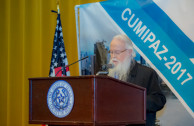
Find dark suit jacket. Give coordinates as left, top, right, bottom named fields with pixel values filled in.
left=127, top=61, right=166, bottom=126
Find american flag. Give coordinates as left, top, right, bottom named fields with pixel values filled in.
left=49, top=13, right=70, bottom=77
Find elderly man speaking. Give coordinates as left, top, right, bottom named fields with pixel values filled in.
left=108, top=34, right=166, bottom=126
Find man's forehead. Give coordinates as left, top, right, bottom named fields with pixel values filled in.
left=110, top=39, right=125, bottom=48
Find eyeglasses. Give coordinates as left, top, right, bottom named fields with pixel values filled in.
left=108, top=49, right=128, bottom=56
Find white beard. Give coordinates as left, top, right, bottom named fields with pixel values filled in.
left=108, top=57, right=132, bottom=81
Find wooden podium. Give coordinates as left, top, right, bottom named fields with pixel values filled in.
left=29, top=75, right=146, bottom=126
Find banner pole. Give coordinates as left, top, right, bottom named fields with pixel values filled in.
left=75, top=5, right=81, bottom=75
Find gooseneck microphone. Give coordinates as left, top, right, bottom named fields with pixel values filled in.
left=96, top=63, right=114, bottom=75
left=101, top=63, right=114, bottom=71
left=55, top=56, right=89, bottom=76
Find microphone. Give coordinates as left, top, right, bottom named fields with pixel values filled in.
left=55, top=56, right=89, bottom=76
left=101, top=63, right=114, bottom=71
left=96, top=63, right=114, bottom=75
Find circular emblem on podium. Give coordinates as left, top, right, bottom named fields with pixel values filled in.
left=47, top=80, right=74, bottom=118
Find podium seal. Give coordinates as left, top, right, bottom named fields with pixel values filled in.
left=47, top=80, right=74, bottom=118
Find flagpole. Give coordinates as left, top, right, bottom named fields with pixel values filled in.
left=56, top=0, right=60, bottom=14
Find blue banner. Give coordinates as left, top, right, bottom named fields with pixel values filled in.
left=100, top=0, right=194, bottom=116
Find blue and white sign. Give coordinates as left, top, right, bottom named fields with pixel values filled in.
left=75, top=0, right=194, bottom=117
left=47, top=80, right=74, bottom=118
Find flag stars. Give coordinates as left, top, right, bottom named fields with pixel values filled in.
left=60, top=53, right=65, bottom=58
left=60, top=47, right=63, bottom=51
left=63, top=58, right=67, bottom=64
left=56, top=25, right=58, bottom=31
left=54, top=62, right=58, bottom=67
left=55, top=32, right=58, bottom=37
left=60, top=32, right=63, bottom=37
left=59, top=26, right=62, bottom=31
left=50, top=65, right=54, bottom=70
left=50, top=71, right=54, bottom=77
left=53, top=53, right=57, bottom=58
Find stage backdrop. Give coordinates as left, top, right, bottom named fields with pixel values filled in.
left=75, top=0, right=194, bottom=118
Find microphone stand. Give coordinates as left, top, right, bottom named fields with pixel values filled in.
left=96, top=63, right=114, bottom=75
left=96, top=71, right=109, bottom=75
left=55, top=56, right=89, bottom=76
